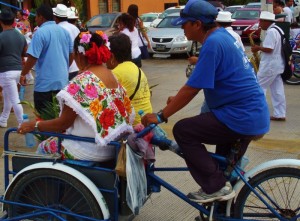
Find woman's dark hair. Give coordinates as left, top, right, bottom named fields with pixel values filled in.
left=118, top=13, right=135, bottom=32
left=36, top=4, right=54, bottom=21
left=109, top=33, right=132, bottom=63
left=127, top=4, right=139, bottom=20
left=74, top=32, right=105, bottom=52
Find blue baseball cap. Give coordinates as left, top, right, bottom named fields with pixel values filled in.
left=171, top=0, right=218, bottom=26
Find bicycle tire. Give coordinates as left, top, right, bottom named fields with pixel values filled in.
left=7, top=169, right=104, bottom=220
left=284, top=79, right=300, bottom=85
left=234, top=167, right=300, bottom=220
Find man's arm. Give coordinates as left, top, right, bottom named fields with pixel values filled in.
left=69, top=52, right=74, bottom=67
left=20, top=55, right=37, bottom=85
left=141, top=85, right=200, bottom=126
left=251, top=45, right=273, bottom=53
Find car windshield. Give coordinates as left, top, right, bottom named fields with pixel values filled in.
left=157, top=16, right=179, bottom=28
left=159, top=8, right=182, bottom=19
left=87, top=14, right=117, bottom=27
left=232, top=10, right=260, bottom=19
left=225, top=6, right=241, bottom=13
left=245, top=3, right=261, bottom=8
left=141, top=15, right=157, bottom=22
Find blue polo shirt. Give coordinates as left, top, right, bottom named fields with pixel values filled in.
left=187, top=28, right=269, bottom=135
left=27, top=21, right=73, bottom=92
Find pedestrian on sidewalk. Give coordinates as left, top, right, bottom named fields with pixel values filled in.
left=20, top=4, right=73, bottom=116
left=0, top=9, right=26, bottom=128
left=251, top=11, right=286, bottom=121
left=53, top=4, right=80, bottom=81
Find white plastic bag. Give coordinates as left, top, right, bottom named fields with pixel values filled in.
left=126, top=144, right=147, bottom=215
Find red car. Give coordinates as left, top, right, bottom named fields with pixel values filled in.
left=231, top=8, right=261, bottom=41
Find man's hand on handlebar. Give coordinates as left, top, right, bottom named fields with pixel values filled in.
left=141, top=113, right=160, bottom=127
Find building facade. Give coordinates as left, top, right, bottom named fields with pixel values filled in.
left=89, top=0, right=178, bottom=17
left=20, top=0, right=179, bottom=19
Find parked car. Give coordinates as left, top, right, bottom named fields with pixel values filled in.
left=140, top=13, right=161, bottom=28
left=207, top=1, right=226, bottom=11
left=147, top=13, right=199, bottom=57
left=224, top=5, right=244, bottom=13
left=86, top=12, right=121, bottom=36
left=231, top=8, right=261, bottom=41
left=244, top=2, right=261, bottom=8
left=150, top=5, right=185, bottom=27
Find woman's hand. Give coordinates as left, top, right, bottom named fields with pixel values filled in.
left=141, top=113, right=159, bottom=127
left=18, top=121, right=35, bottom=134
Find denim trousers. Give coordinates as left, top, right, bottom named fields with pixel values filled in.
left=0, top=70, right=24, bottom=125
left=173, top=112, right=254, bottom=194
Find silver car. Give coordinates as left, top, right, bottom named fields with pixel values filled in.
left=147, top=13, right=199, bottom=57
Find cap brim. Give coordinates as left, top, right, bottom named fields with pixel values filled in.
left=171, top=17, right=191, bottom=26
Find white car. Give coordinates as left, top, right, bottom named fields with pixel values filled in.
left=147, top=13, right=199, bottom=57
left=150, top=5, right=185, bottom=27
left=140, top=13, right=161, bottom=28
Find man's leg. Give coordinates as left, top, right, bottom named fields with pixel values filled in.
left=269, top=74, right=286, bottom=118
left=34, top=90, right=60, bottom=115
left=173, top=112, right=253, bottom=194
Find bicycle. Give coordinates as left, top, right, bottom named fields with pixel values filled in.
left=0, top=126, right=300, bottom=221
left=285, top=50, right=300, bottom=85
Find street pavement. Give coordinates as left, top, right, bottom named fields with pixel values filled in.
left=0, top=47, right=300, bottom=220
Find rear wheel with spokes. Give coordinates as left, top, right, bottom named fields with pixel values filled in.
left=7, top=169, right=104, bottom=220
left=234, top=167, right=300, bottom=220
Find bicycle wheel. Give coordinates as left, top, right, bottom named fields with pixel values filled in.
left=234, top=167, right=300, bottom=220
left=7, top=169, right=104, bottom=220
left=285, top=78, right=300, bottom=85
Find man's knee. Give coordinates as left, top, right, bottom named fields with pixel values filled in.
left=173, top=119, right=188, bottom=140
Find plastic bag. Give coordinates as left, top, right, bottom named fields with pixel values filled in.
left=115, top=142, right=126, bottom=177
left=126, top=144, right=147, bottom=215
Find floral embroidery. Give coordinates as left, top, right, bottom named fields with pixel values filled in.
left=99, top=108, right=116, bottom=130
left=62, top=71, right=133, bottom=138
left=67, top=83, right=80, bottom=95
left=84, top=84, right=98, bottom=99
left=90, top=99, right=102, bottom=118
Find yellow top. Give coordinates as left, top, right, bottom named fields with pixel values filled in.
left=112, top=61, right=152, bottom=125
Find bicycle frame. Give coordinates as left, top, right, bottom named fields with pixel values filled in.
left=1, top=127, right=300, bottom=221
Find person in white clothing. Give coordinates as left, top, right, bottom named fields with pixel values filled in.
left=251, top=11, right=286, bottom=121
left=53, top=4, right=80, bottom=80
left=216, top=11, right=245, bottom=51
left=117, top=13, right=142, bottom=67
left=283, top=0, right=293, bottom=23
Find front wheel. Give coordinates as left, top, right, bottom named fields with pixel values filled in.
left=6, top=169, right=104, bottom=220
left=234, top=167, right=300, bottom=220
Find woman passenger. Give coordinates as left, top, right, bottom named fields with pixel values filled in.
left=17, top=31, right=135, bottom=162
left=107, top=33, right=152, bottom=125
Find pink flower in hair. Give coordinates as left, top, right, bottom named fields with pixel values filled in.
left=80, top=33, right=92, bottom=44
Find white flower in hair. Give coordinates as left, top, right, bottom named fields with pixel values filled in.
left=78, top=45, right=86, bottom=55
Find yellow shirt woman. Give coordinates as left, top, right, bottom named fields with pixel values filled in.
left=112, top=61, right=152, bottom=125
